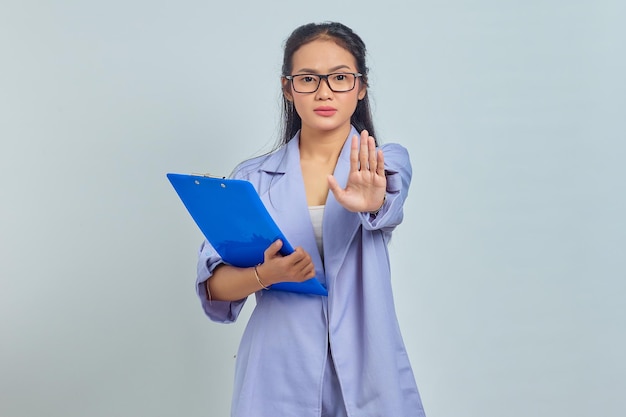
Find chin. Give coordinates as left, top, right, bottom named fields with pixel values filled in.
left=305, top=120, right=351, bottom=134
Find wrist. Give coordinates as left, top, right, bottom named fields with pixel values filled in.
left=368, top=193, right=386, bottom=216
left=253, top=264, right=270, bottom=290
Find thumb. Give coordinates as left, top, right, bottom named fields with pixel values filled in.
left=327, top=174, right=343, bottom=197
left=265, top=239, right=283, bottom=258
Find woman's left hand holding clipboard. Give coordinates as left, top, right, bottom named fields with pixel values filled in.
left=255, top=239, right=316, bottom=286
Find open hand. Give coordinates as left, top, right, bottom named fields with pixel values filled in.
left=328, top=130, right=386, bottom=213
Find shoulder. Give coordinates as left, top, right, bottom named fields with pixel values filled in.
left=231, top=146, right=288, bottom=180
left=230, top=155, right=267, bottom=180
left=380, top=142, right=409, bottom=157
left=380, top=143, right=411, bottom=173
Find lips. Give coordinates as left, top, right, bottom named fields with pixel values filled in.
left=314, top=106, right=337, bottom=117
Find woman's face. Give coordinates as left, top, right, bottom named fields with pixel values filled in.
left=283, top=39, right=366, bottom=137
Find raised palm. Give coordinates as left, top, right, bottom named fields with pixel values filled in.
left=328, top=130, right=386, bottom=213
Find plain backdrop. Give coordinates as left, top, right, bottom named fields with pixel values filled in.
left=1, top=1, right=624, bottom=416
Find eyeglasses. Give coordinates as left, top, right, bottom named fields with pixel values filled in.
left=284, top=72, right=362, bottom=93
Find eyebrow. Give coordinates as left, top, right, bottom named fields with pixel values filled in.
left=293, top=64, right=353, bottom=74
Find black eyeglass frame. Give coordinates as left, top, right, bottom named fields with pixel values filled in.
left=284, top=72, right=363, bottom=93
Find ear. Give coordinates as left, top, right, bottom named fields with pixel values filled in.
left=357, top=85, right=367, bottom=101
left=282, top=77, right=294, bottom=102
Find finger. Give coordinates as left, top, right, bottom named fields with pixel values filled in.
left=376, top=149, right=385, bottom=176
left=291, top=255, right=307, bottom=271
left=327, top=174, right=345, bottom=200
left=302, top=263, right=316, bottom=280
left=349, top=135, right=359, bottom=172
left=264, top=239, right=283, bottom=258
left=296, top=257, right=315, bottom=280
left=292, top=252, right=314, bottom=280
left=368, top=136, right=377, bottom=174
left=359, top=130, right=369, bottom=171
left=290, top=246, right=303, bottom=259
left=291, top=246, right=310, bottom=263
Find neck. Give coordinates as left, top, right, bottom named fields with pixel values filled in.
left=299, top=125, right=351, bottom=162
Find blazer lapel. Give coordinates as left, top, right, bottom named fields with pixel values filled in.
left=322, top=128, right=362, bottom=284
left=257, top=136, right=327, bottom=284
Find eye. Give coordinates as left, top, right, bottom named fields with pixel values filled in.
left=299, top=75, right=318, bottom=83
left=332, top=73, right=347, bottom=81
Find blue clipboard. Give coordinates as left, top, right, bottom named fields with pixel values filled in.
left=167, top=173, right=328, bottom=296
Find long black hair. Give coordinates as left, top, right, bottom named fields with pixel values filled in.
left=279, top=22, right=377, bottom=146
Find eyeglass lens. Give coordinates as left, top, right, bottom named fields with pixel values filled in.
left=291, top=73, right=357, bottom=93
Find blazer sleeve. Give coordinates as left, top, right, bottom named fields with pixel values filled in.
left=195, top=240, right=247, bottom=323
left=358, top=143, right=412, bottom=232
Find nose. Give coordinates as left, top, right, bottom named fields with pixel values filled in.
left=315, top=77, right=333, bottom=98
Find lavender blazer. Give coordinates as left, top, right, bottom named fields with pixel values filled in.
left=196, top=127, right=426, bottom=417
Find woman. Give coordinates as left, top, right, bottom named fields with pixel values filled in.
left=196, top=22, right=426, bottom=417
